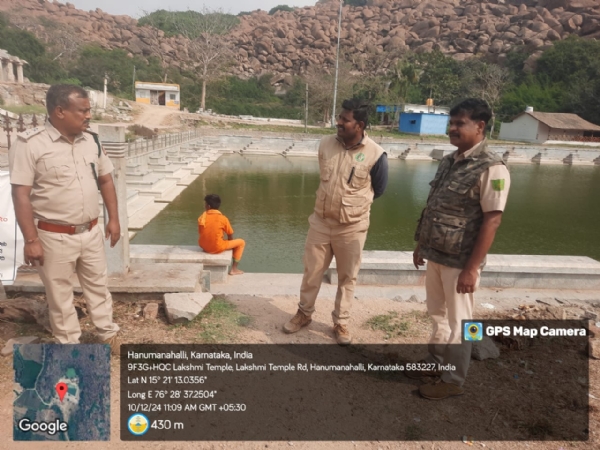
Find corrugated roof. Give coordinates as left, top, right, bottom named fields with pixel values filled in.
left=524, top=111, right=600, bottom=131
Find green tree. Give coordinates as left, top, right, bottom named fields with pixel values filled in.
left=170, top=8, right=237, bottom=110
left=69, top=46, right=163, bottom=98
left=535, top=36, right=600, bottom=124
left=0, top=13, right=68, bottom=83
left=411, top=51, right=461, bottom=106
left=268, top=5, right=294, bottom=14
left=496, top=76, right=563, bottom=123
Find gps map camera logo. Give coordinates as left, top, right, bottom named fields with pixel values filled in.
left=464, top=322, right=483, bottom=341
left=128, top=414, right=149, bottom=436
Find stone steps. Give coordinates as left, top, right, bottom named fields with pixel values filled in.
left=155, top=185, right=187, bottom=203
left=177, top=174, right=200, bottom=186
left=135, top=177, right=179, bottom=199
left=325, top=251, right=600, bottom=290
left=126, top=172, right=165, bottom=188
left=128, top=202, right=169, bottom=230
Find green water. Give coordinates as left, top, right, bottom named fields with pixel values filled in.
left=132, top=154, right=600, bottom=273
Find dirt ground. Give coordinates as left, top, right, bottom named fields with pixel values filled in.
left=1, top=293, right=598, bottom=450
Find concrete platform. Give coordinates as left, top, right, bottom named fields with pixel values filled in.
left=5, top=263, right=202, bottom=294
left=210, top=273, right=600, bottom=309
left=128, top=202, right=169, bottom=230
left=177, top=174, right=200, bottom=186
left=325, top=251, right=600, bottom=290
left=155, top=185, right=187, bottom=203
left=129, top=245, right=232, bottom=284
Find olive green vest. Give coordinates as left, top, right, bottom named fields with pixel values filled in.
left=314, top=134, right=384, bottom=224
left=415, top=140, right=505, bottom=269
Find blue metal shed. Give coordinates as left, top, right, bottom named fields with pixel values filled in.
left=399, top=113, right=449, bottom=135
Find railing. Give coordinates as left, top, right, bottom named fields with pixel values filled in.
left=126, top=129, right=203, bottom=156
left=2, top=112, right=47, bottom=149
left=2, top=114, right=202, bottom=154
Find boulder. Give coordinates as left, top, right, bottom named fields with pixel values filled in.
left=164, top=293, right=213, bottom=324
left=471, top=336, right=500, bottom=361
left=2, top=336, right=41, bottom=357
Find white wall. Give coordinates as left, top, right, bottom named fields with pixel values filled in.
left=499, top=114, right=541, bottom=143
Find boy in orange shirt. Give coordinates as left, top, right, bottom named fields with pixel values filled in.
left=198, top=194, right=245, bottom=275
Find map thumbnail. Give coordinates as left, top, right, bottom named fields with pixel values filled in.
left=13, top=344, right=111, bottom=441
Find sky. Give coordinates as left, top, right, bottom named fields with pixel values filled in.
left=66, top=0, right=319, bottom=18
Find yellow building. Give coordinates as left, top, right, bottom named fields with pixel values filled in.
left=135, top=82, right=180, bottom=109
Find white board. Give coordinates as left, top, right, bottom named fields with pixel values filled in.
left=0, top=171, right=23, bottom=285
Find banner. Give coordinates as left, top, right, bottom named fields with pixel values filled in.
left=0, top=171, right=23, bottom=285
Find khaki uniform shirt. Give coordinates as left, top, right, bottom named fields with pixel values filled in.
left=453, top=144, right=511, bottom=213
left=8, top=120, right=113, bottom=225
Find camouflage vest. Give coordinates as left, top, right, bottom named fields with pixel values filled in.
left=415, top=140, right=505, bottom=269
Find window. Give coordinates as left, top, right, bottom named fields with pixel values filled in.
left=169, top=94, right=177, bottom=100
left=410, top=120, right=416, bottom=125
left=136, top=90, right=150, bottom=99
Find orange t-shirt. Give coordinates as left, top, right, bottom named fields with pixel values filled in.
left=198, top=210, right=234, bottom=254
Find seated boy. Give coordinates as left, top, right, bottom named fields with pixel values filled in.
left=198, top=194, right=245, bottom=275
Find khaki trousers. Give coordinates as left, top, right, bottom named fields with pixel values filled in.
left=424, top=260, right=480, bottom=387
left=36, top=225, right=119, bottom=344
left=298, top=213, right=368, bottom=325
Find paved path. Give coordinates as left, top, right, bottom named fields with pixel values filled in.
left=213, top=273, right=600, bottom=311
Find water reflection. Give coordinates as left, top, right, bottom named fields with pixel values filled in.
left=132, top=155, right=600, bottom=273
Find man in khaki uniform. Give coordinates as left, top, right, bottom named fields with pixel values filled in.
left=409, top=98, right=511, bottom=399
left=9, top=84, right=121, bottom=352
left=283, top=99, right=388, bottom=345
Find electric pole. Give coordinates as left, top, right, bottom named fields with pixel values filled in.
left=330, top=0, right=343, bottom=128
left=305, top=83, right=308, bottom=134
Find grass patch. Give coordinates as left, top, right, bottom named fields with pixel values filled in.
left=366, top=310, right=431, bottom=339
left=1, top=105, right=47, bottom=115
left=170, top=296, right=252, bottom=343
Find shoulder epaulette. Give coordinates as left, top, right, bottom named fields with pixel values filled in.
left=16, top=127, right=44, bottom=141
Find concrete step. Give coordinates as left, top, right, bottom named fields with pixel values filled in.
left=135, top=177, right=179, bottom=199
left=177, top=174, right=200, bottom=186
left=128, top=202, right=169, bottom=230
left=155, top=185, right=187, bottom=203
left=126, top=193, right=155, bottom=218
left=147, top=162, right=184, bottom=172
left=126, top=170, right=154, bottom=181
left=190, top=164, right=207, bottom=175
left=126, top=172, right=165, bottom=188
left=325, top=251, right=600, bottom=290
left=7, top=262, right=202, bottom=294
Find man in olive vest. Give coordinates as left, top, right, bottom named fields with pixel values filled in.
left=409, top=98, right=511, bottom=399
left=283, top=99, right=388, bottom=345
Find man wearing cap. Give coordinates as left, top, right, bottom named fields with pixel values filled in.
left=409, top=98, right=511, bottom=399
left=9, top=84, right=121, bottom=352
left=283, top=98, right=388, bottom=345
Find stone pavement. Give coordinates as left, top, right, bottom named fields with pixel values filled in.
left=212, top=273, right=600, bottom=311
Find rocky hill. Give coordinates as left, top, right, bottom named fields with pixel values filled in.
left=1, top=0, right=599, bottom=78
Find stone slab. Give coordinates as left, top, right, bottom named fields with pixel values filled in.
left=325, top=251, right=600, bottom=289
left=1, top=336, right=40, bottom=357
left=164, top=292, right=213, bottom=324
left=128, top=202, right=169, bottom=230
left=155, top=185, right=187, bottom=203
left=5, top=263, right=202, bottom=294
left=130, top=245, right=231, bottom=284
left=177, top=174, right=200, bottom=186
